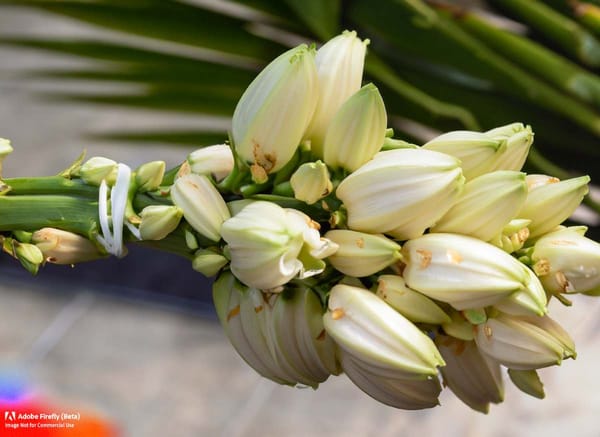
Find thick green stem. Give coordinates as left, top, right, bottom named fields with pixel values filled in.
left=455, top=9, right=600, bottom=107
left=490, top=0, right=600, bottom=67
left=3, top=176, right=99, bottom=198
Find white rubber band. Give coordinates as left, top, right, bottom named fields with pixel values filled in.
left=96, top=163, right=139, bottom=257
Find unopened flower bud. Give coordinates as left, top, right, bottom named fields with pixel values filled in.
left=532, top=226, right=600, bottom=294
left=376, top=275, right=451, bottom=324
left=485, top=123, right=533, bottom=173
left=305, top=30, right=368, bottom=157
left=323, top=84, right=387, bottom=172
left=213, top=272, right=337, bottom=386
left=423, top=130, right=504, bottom=180
left=232, top=44, right=318, bottom=174
left=336, top=149, right=464, bottom=240
left=493, top=267, right=547, bottom=316
left=0, top=138, right=13, bottom=177
left=192, top=249, right=228, bottom=277
left=290, top=161, right=332, bottom=204
left=437, top=337, right=504, bottom=413
left=221, top=201, right=337, bottom=289
left=139, top=205, right=182, bottom=241
left=507, top=369, right=545, bottom=399
left=325, top=230, right=402, bottom=277
left=402, top=233, right=538, bottom=310
left=170, top=174, right=230, bottom=242
left=323, top=284, right=445, bottom=379
left=32, top=227, right=103, bottom=264
left=135, top=160, right=165, bottom=192
left=431, top=171, right=527, bottom=241
left=442, top=311, right=475, bottom=341
left=79, top=156, right=118, bottom=186
left=340, top=351, right=442, bottom=410
left=474, top=313, right=576, bottom=370
left=518, top=174, right=590, bottom=239
left=188, top=144, right=234, bottom=182
left=14, top=241, right=44, bottom=274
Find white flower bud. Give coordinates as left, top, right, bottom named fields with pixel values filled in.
left=221, top=201, right=337, bottom=289
left=437, top=337, right=504, bottom=413
left=305, top=30, right=368, bottom=157
left=0, top=138, right=13, bottom=177
left=290, top=161, right=332, bottom=204
left=423, top=123, right=533, bottom=179
left=188, top=144, right=234, bottom=182
left=340, top=351, right=442, bottom=410
left=32, top=228, right=103, bottom=264
left=325, top=230, right=402, bottom=277
left=336, top=149, right=464, bottom=240
left=322, top=84, right=387, bottom=172
left=423, top=131, right=504, bottom=180
left=376, top=275, right=451, bottom=324
left=323, top=284, right=445, bottom=379
left=493, top=267, right=547, bottom=316
left=135, top=160, right=165, bottom=192
left=232, top=44, right=318, bottom=174
left=402, top=233, right=541, bottom=311
left=79, top=156, right=118, bottom=186
left=170, top=174, right=230, bottom=242
left=213, top=272, right=338, bottom=387
left=532, top=226, right=600, bottom=294
left=518, top=174, right=590, bottom=239
left=139, top=205, right=182, bottom=241
left=485, top=123, right=533, bottom=173
left=431, top=171, right=527, bottom=241
left=474, top=313, right=576, bottom=370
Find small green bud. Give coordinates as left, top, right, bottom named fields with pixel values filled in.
left=135, top=160, right=165, bottom=192
left=325, top=230, right=402, bottom=277
left=376, top=275, right=451, bottom=324
left=290, top=161, right=332, bottom=205
left=322, top=84, right=387, bottom=172
left=139, top=205, right=182, bottom=241
left=442, top=312, right=475, bottom=341
left=15, top=242, right=44, bottom=274
left=0, top=138, right=13, bottom=178
left=192, top=249, right=228, bottom=277
left=170, top=174, right=230, bottom=242
left=508, top=369, right=545, bottom=399
left=79, top=156, right=118, bottom=186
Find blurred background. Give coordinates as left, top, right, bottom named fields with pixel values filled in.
left=1, top=0, right=600, bottom=435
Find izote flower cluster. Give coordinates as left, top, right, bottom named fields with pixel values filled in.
left=0, top=30, right=599, bottom=413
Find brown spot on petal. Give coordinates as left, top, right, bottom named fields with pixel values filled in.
left=227, top=305, right=240, bottom=321
left=416, top=249, right=432, bottom=269
left=550, top=240, right=577, bottom=246
left=356, top=238, right=365, bottom=249
left=254, top=305, right=264, bottom=314
left=252, top=140, right=277, bottom=173
left=454, top=340, right=466, bottom=356
left=556, top=271, right=575, bottom=292
left=483, top=325, right=493, bottom=340
left=308, top=219, right=321, bottom=230
left=534, top=259, right=550, bottom=276
left=316, top=329, right=326, bottom=341
left=446, top=249, right=462, bottom=264
left=331, top=308, right=345, bottom=320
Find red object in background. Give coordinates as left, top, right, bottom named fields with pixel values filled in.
left=0, top=372, right=119, bottom=437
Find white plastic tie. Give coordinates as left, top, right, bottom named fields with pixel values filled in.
left=96, top=163, right=139, bottom=257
